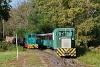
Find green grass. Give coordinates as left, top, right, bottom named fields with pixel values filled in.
left=0, top=50, right=44, bottom=67
left=0, top=41, right=43, bottom=67
left=77, top=48, right=100, bottom=67
left=0, top=51, right=16, bottom=67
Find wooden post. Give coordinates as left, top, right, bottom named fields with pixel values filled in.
left=16, top=34, right=18, bottom=59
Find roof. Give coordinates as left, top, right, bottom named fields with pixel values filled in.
left=36, top=33, right=52, bottom=36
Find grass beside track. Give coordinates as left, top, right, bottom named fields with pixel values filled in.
left=77, top=48, right=100, bottom=67
left=0, top=51, right=16, bottom=67
left=0, top=50, right=44, bottom=67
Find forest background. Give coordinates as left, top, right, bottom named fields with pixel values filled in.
left=0, top=0, right=100, bottom=47
left=0, top=0, right=100, bottom=66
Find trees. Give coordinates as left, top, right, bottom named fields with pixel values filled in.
left=62, top=0, right=100, bottom=47
left=5, top=1, right=32, bottom=37
left=72, top=0, right=100, bottom=47
left=28, top=0, right=67, bottom=34
left=0, top=0, right=12, bottom=38
left=29, top=0, right=100, bottom=47
left=4, top=0, right=100, bottom=47
left=0, top=0, right=11, bottom=21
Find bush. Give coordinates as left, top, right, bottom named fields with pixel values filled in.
left=0, top=42, right=10, bottom=51
left=0, top=42, right=25, bottom=51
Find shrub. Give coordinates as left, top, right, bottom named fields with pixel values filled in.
left=0, top=42, right=25, bottom=51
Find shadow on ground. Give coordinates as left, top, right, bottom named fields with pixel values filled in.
left=76, top=46, right=90, bottom=57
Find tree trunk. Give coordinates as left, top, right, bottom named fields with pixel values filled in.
left=2, top=20, right=4, bottom=38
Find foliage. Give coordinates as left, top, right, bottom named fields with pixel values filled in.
left=0, top=41, right=24, bottom=51
left=74, top=1, right=100, bottom=46
left=0, top=0, right=12, bottom=40
left=28, top=9, right=55, bottom=33
left=16, top=27, right=27, bottom=37
left=0, top=42, right=12, bottom=51
left=32, top=0, right=67, bottom=28
left=5, top=2, right=32, bottom=37
left=28, top=0, right=100, bottom=47
left=77, top=48, right=100, bottom=67
left=0, top=0, right=12, bottom=21
left=4, top=0, right=100, bottom=47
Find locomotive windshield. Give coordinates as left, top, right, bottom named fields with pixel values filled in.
left=32, top=34, right=35, bottom=38
left=58, top=30, right=73, bottom=37
left=28, top=34, right=36, bottom=38
left=66, top=31, right=72, bottom=36
left=58, top=31, right=65, bottom=36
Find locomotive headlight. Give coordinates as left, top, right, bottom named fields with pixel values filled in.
left=59, top=38, right=61, bottom=40
left=72, top=38, right=74, bottom=40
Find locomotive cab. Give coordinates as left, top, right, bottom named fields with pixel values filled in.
left=53, top=28, right=76, bottom=57
left=25, top=33, right=38, bottom=48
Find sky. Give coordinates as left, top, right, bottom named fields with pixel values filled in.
left=9, top=0, right=29, bottom=8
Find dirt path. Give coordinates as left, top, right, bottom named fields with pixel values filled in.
left=6, top=50, right=44, bottom=67
left=35, top=49, right=85, bottom=67
left=5, top=49, right=85, bottom=67
left=35, top=49, right=65, bottom=67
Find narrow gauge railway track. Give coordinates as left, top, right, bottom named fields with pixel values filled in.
left=43, top=51, right=67, bottom=67
left=34, top=49, right=66, bottom=67
left=34, top=49, right=84, bottom=67
left=62, top=58, right=85, bottom=67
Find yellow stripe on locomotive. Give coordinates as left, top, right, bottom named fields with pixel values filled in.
left=57, top=48, right=76, bottom=57
left=27, top=44, right=38, bottom=49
